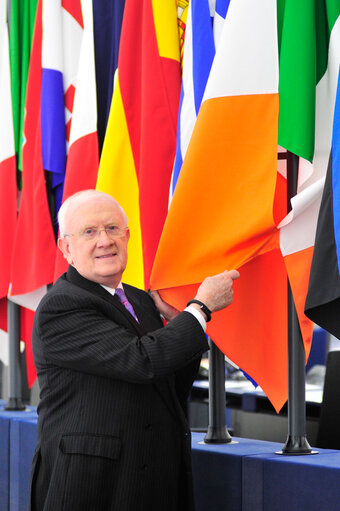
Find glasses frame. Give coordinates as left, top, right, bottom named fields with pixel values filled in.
left=63, top=226, right=129, bottom=241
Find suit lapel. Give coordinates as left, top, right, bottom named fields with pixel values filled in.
left=66, top=266, right=144, bottom=335
left=66, top=266, right=182, bottom=422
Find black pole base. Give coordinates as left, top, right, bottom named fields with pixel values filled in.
left=204, top=426, right=232, bottom=444
left=276, top=435, right=318, bottom=455
left=4, top=398, right=26, bottom=411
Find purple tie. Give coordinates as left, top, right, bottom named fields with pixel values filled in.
left=115, top=288, right=139, bottom=322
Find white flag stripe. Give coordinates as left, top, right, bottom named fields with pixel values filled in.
left=0, top=0, right=15, bottom=162
left=178, top=2, right=197, bottom=165
left=279, top=188, right=323, bottom=257
left=203, top=0, right=278, bottom=101
left=279, top=16, right=340, bottom=257
left=42, top=0, right=63, bottom=71
left=69, top=0, right=97, bottom=144
left=61, top=8, right=83, bottom=92
left=42, top=0, right=83, bottom=91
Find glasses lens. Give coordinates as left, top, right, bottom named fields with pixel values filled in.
left=82, top=228, right=97, bottom=239
left=79, top=226, right=127, bottom=239
left=105, top=226, right=123, bottom=237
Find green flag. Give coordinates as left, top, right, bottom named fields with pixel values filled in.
left=278, top=0, right=340, bottom=162
left=9, top=0, right=38, bottom=170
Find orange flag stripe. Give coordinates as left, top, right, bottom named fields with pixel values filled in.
left=151, top=93, right=279, bottom=290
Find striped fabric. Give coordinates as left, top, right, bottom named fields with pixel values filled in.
left=53, top=0, right=99, bottom=280
left=96, top=0, right=181, bottom=290
left=151, top=0, right=340, bottom=412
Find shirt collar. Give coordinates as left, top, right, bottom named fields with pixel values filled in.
left=100, top=282, right=123, bottom=296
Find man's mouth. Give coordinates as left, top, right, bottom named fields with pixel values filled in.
left=96, top=253, right=116, bottom=259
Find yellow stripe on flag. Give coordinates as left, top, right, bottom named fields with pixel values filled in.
left=96, top=76, right=144, bottom=288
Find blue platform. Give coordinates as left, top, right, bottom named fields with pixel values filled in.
left=191, top=432, right=340, bottom=511
left=2, top=411, right=340, bottom=511
left=0, top=403, right=37, bottom=511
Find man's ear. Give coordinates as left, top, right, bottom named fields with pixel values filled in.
left=58, top=237, right=73, bottom=264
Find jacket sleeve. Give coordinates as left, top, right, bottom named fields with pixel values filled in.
left=33, top=292, right=209, bottom=384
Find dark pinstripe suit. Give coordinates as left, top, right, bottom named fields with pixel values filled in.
left=30, top=265, right=208, bottom=511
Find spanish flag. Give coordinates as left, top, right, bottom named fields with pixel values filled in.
left=96, top=0, right=181, bottom=290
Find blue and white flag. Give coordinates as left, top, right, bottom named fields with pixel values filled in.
left=170, top=0, right=230, bottom=200
left=41, top=0, right=83, bottom=217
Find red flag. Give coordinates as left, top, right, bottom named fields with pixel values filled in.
left=54, top=0, right=99, bottom=279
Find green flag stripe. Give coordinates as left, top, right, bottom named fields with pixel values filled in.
left=9, top=0, right=38, bottom=171
left=277, top=0, right=340, bottom=162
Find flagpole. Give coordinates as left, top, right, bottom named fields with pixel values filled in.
left=279, top=152, right=315, bottom=455
left=204, top=338, right=232, bottom=443
left=4, top=300, right=25, bottom=411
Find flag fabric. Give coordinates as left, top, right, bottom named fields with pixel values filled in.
left=151, top=0, right=284, bottom=409
left=151, top=0, right=340, bottom=412
left=305, top=68, right=340, bottom=337
left=9, top=0, right=56, bottom=297
left=0, top=0, right=17, bottom=366
left=54, top=0, right=99, bottom=279
left=170, top=0, right=216, bottom=199
left=92, top=0, right=125, bottom=155
left=8, top=0, right=56, bottom=386
left=96, top=0, right=182, bottom=290
left=41, top=0, right=85, bottom=222
left=9, top=0, right=37, bottom=171
left=277, top=0, right=340, bottom=356
left=0, top=0, right=17, bottom=300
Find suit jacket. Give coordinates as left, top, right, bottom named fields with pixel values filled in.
left=30, top=265, right=208, bottom=511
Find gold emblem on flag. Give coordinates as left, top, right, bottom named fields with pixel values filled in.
left=177, top=0, right=189, bottom=69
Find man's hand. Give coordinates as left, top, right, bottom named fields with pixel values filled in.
left=150, top=290, right=180, bottom=321
left=195, top=269, right=240, bottom=313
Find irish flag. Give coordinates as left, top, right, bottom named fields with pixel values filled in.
left=151, top=0, right=340, bottom=412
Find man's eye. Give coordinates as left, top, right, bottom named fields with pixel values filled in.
left=83, top=228, right=96, bottom=236
left=106, top=225, right=117, bottom=232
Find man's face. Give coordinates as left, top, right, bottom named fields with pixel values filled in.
left=58, top=197, right=130, bottom=287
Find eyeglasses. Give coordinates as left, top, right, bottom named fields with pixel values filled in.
left=64, top=225, right=129, bottom=241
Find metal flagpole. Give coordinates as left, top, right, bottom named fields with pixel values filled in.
left=204, top=339, right=232, bottom=443
left=278, top=151, right=316, bottom=455
left=4, top=299, right=25, bottom=411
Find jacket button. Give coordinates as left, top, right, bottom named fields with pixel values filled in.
left=140, top=464, right=148, bottom=471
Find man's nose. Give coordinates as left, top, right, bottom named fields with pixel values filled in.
left=96, top=229, right=114, bottom=245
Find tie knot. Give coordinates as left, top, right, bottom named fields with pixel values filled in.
left=115, top=288, right=139, bottom=322
left=115, top=287, right=128, bottom=305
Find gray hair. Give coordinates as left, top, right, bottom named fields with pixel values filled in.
left=58, top=189, right=128, bottom=237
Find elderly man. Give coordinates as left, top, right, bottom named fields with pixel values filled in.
left=30, top=189, right=239, bottom=511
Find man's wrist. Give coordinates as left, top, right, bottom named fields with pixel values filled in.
left=184, top=305, right=207, bottom=331
left=186, top=299, right=212, bottom=322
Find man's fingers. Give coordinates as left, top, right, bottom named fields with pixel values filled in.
left=228, top=269, right=240, bottom=280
